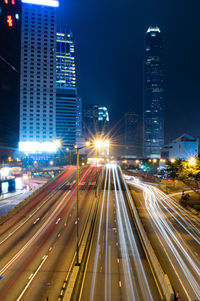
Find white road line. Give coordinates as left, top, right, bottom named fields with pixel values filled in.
left=16, top=255, right=48, bottom=301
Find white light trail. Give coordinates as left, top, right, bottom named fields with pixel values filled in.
left=113, top=167, right=154, bottom=301
left=89, top=167, right=108, bottom=301
left=127, top=176, right=200, bottom=300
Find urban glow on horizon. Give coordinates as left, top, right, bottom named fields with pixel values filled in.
left=21, top=0, right=59, bottom=7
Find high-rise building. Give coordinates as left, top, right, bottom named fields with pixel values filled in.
left=19, top=0, right=59, bottom=154
left=56, top=30, right=77, bottom=149
left=0, top=0, right=21, bottom=149
left=82, top=104, right=99, bottom=139
left=143, top=26, right=164, bottom=158
left=125, top=112, right=140, bottom=157
left=56, top=30, right=76, bottom=88
left=76, top=97, right=82, bottom=139
left=98, top=106, right=109, bottom=137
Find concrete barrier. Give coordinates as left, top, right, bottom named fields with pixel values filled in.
left=119, top=167, right=175, bottom=301
left=62, top=168, right=104, bottom=301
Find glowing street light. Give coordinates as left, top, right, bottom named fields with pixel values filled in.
left=171, top=158, right=176, bottom=163
left=188, top=157, right=196, bottom=166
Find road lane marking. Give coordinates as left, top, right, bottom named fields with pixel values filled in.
left=0, top=190, right=72, bottom=275
left=16, top=255, right=48, bottom=301
left=117, top=258, right=119, bottom=263
left=55, top=218, right=61, bottom=225
left=119, top=281, right=121, bottom=287
left=28, top=273, right=33, bottom=280
left=33, top=217, right=40, bottom=225
left=0, top=188, right=71, bottom=246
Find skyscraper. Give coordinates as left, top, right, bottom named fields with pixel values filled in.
left=125, top=112, right=140, bottom=157
left=76, top=97, right=83, bottom=139
left=19, top=0, right=59, bottom=154
left=143, top=26, right=164, bottom=158
left=82, top=104, right=99, bottom=139
left=56, top=30, right=77, bottom=148
left=98, top=106, right=110, bottom=137
left=56, top=30, right=76, bottom=88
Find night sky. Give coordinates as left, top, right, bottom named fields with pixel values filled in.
left=58, top=0, right=200, bottom=144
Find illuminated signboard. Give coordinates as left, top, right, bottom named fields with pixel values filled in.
left=19, top=141, right=61, bottom=153
left=2, top=0, right=20, bottom=28
left=7, top=15, right=13, bottom=26
left=21, top=0, right=59, bottom=7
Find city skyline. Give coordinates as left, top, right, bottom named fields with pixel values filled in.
left=0, top=2, right=199, bottom=301
left=58, top=0, right=200, bottom=145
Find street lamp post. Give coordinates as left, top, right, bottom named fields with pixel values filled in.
left=75, top=147, right=80, bottom=266
left=74, top=142, right=90, bottom=266
left=74, top=138, right=109, bottom=266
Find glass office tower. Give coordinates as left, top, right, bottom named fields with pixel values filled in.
left=56, top=30, right=77, bottom=148
left=125, top=112, right=140, bottom=157
left=143, top=26, right=164, bottom=158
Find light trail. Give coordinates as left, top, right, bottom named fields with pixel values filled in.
left=127, top=176, right=200, bottom=300
left=89, top=167, right=108, bottom=301
left=113, top=167, right=154, bottom=301
left=0, top=167, right=92, bottom=275
left=0, top=167, right=97, bottom=300
left=105, top=167, right=111, bottom=301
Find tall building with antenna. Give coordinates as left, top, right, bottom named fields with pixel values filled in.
left=143, top=26, right=164, bottom=158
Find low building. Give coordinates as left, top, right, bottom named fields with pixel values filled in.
left=161, top=134, right=199, bottom=160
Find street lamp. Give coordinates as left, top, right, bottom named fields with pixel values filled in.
left=74, top=142, right=90, bottom=266
left=188, top=157, right=196, bottom=166
left=74, top=138, right=109, bottom=265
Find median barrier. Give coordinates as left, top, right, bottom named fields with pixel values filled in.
left=62, top=168, right=104, bottom=301
left=119, top=167, right=175, bottom=301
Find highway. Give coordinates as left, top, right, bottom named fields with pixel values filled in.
left=127, top=175, right=200, bottom=301
left=79, top=164, right=161, bottom=301
left=0, top=165, right=98, bottom=301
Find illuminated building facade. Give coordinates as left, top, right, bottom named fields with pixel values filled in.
left=0, top=0, right=21, bottom=148
left=125, top=112, right=140, bottom=157
left=19, top=0, right=59, bottom=153
left=56, top=31, right=76, bottom=88
left=98, top=106, right=109, bottom=137
left=56, top=30, right=77, bottom=148
left=143, top=26, right=164, bottom=158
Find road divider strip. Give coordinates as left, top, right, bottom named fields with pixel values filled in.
left=62, top=168, right=103, bottom=301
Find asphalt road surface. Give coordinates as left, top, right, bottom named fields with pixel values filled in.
left=79, top=165, right=161, bottom=301
left=0, top=165, right=98, bottom=301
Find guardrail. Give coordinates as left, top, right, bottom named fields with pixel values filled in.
left=119, top=167, right=175, bottom=301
